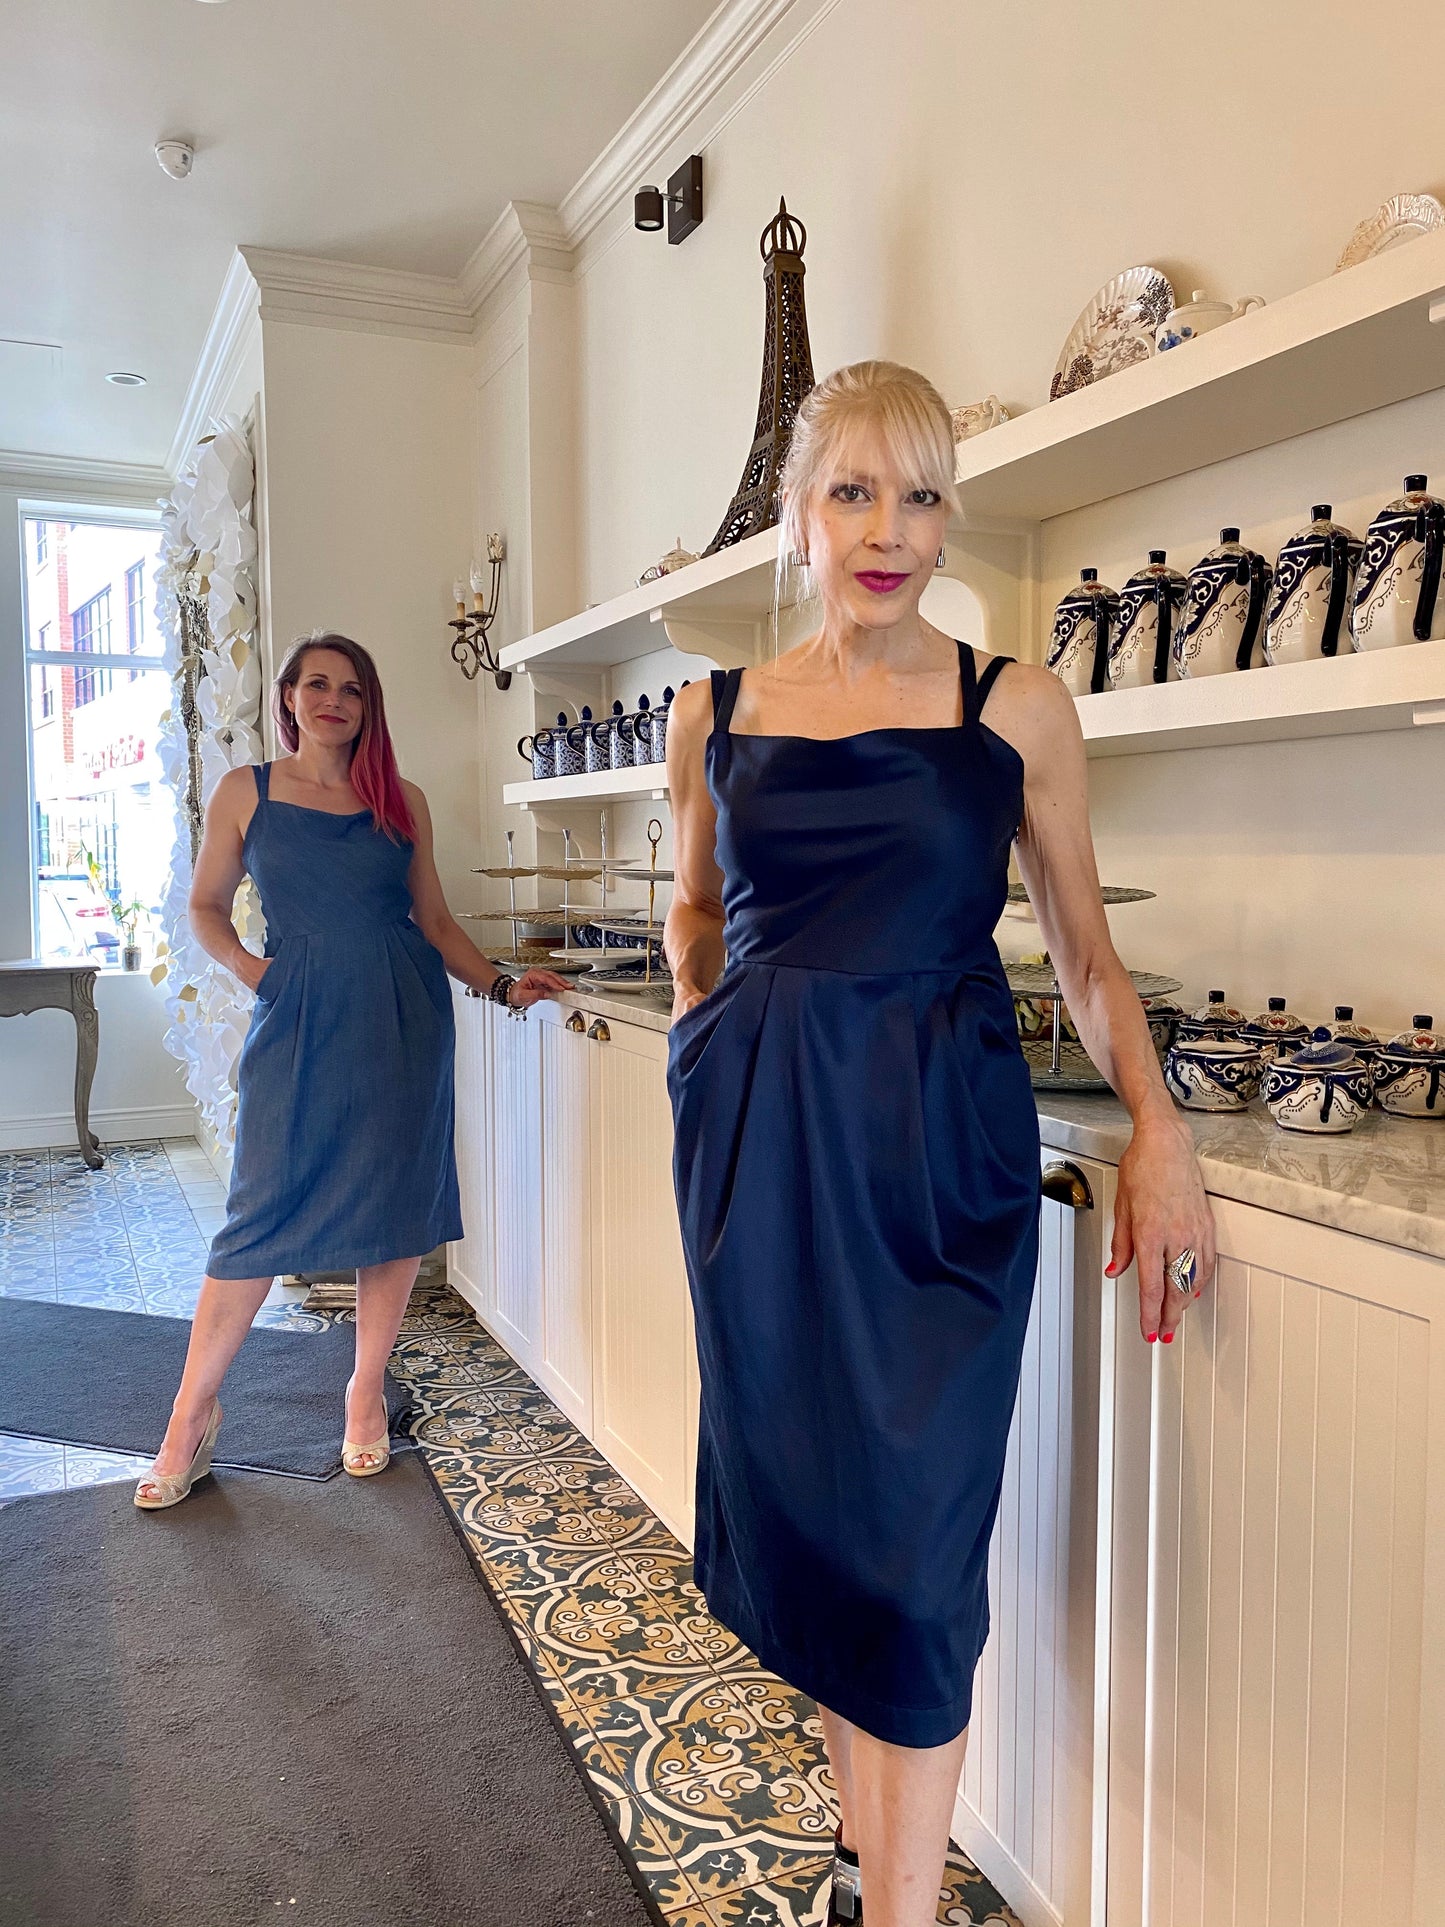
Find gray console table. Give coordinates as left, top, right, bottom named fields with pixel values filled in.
left=0, top=961, right=103, bottom=1168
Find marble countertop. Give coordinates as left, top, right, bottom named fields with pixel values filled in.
left=547, top=984, right=1445, bottom=1262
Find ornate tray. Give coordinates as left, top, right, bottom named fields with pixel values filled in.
left=1335, top=193, right=1445, bottom=272
left=581, top=966, right=674, bottom=992
left=1005, top=963, right=1180, bottom=999
left=473, top=864, right=608, bottom=881
left=1050, top=267, right=1174, bottom=401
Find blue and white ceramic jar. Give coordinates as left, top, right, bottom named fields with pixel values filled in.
left=585, top=712, right=611, bottom=774
left=1164, top=1036, right=1264, bottom=1111
left=1173, top=529, right=1273, bottom=678
left=1321, top=1004, right=1382, bottom=1082
left=517, top=729, right=554, bottom=780
left=1109, top=551, right=1191, bottom=689
left=608, top=701, right=637, bottom=769
left=1238, top=996, right=1312, bottom=1066
left=1172, top=989, right=1247, bottom=1044
left=551, top=711, right=585, bottom=777
left=1263, top=505, right=1363, bottom=665
left=1260, top=1028, right=1374, bottom=1133
left=1350, top=475, right=1445, bottom=652
left=1371, top=1015, right=1444, bottom=1119
left=1047, top=568, right=1120, bottom=696
left=645, top=686, right=676, bottom=764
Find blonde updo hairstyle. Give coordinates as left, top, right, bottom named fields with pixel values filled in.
left=778, top=360, right=958, bottom=578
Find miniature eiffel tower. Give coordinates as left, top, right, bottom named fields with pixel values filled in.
left=703, top=199, right=816, bottom=554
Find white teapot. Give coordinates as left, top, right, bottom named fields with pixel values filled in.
left=1155, top=289, right=1266, bottom=352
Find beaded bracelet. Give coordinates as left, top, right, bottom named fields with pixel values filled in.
left=488, top=973, right=518, bottom=1008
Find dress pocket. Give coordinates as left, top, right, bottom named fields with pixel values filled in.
left=253, top=941, right=290, bottom=1004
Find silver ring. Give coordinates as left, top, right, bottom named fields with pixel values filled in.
left=1166, top=1246, right=1201, bottom=1297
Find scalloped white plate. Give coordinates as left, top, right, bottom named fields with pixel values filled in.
left=1050, top=267, right=1175, bottom=401
left=1335, top=193, right=1445, bottom=272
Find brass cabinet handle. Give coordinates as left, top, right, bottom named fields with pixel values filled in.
left=587, top=1019, right=611, bottom=1043
left=1041, top=1159, right=1093, bottom=1210
left=565, top=1011, right=586, bottom=1033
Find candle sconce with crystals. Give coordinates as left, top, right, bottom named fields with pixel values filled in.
left=450, top=535, right=511, bottom=688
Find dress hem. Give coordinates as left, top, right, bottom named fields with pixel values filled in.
left=205, top=1223, right=463, bottom=1281
left=701, top=1570, right=979, bottom=1750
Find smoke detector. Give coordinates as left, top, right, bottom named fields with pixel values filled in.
left=155, top=140, right=195, bottom=181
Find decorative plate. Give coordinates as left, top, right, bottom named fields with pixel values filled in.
left=1050, top=268, right=1176, bottom=401
left=599, top=866, right=675, bottom=884
left=1005, top=883, right=1156, bottom=905
left=551, top=946, right=649, bottom=966
left=1335, top=193, right=1445, bottom=272
left=473, top=864, right=607, bottom=881
left=581, top=967, right=673, bottom=992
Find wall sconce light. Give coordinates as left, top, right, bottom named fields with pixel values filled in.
left=449, top=534, right=511, bottom=689
left=634, top=155, right=704, bottom=244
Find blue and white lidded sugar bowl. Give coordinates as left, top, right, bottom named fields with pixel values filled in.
left=1321, top=1004, right=1381, bottom=1079
left=1173, top=529, right=1273, bottom=678
left=1141, top=995, right=1185, bottom=1060
left=1370, top=1016, right=1444, bottom=1119
left=1047, top=569, right=1120, bottom=697
left=1155, top=289, right=1266, bottom=352
left=1238, top=995, right=1313, bottom=1065
left=1164, top=1036, right=1265, bottom=1111
left=1350, top=475, right=1445, bottom=652
left=1262, top=505, right=1364, bottom=665
left=1260, top=1028, right=1375, bottom=1134
left=1109, top=551, right=1191, bottom=689
left=1173, top=988, right=1248, bottom=1044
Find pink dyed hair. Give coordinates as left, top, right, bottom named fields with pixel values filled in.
left=271, top=631, right=416, bottom=843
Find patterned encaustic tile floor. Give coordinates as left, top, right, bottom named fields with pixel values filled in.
left=0, top=1140, right=1021, bottom=1927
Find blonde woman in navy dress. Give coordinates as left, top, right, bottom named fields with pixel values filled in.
left=136, top=632, right=565, bottom=1508
left=665, top=362, right=1218, bottom=1926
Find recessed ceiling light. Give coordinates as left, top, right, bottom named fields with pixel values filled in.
left=105, top=371, right=147, bottom=387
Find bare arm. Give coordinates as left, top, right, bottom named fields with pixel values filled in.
left=189, top=768, right=269, bottom=994
left=404, top=784, right=567, bottom=1007
left=1008, top=667, right=1217, bottom=1340
left=662, top=679, right=727, bottom=1017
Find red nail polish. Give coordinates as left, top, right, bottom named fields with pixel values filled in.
left=1146, top=1331, right=1158, bottom=1343
left=1160, top=1331, right=1174, bottom=1344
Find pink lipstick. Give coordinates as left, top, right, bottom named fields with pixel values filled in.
left=856, top=571, right=909, bottom=595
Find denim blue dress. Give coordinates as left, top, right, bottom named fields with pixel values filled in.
left=207, top=763, right=462, bottom=1280
left=668, top=645, right=1041, bottom=1747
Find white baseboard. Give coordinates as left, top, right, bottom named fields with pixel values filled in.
left=0, top=1102, right=200, bottom=1154
left=951, top=1792, right=1060, bottom=1927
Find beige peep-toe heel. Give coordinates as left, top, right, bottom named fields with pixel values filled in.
left=341, top=1432, right=391, bottom=1477
left=134, top=1399, right=223, bottom=1510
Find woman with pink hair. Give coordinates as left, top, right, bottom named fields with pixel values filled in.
left=135, top=632, right=565, bottom=1507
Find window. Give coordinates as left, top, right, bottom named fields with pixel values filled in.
left=125, top=562, right=145, bottom=678
left=34, top=521, right=47, bottom=566
left=71, top=590, right=113, bottom=707
left=20, top=512, right=168, bottom=963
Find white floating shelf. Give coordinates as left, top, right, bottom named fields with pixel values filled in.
left=1079, top=637, right=1445, bottom=757
left=955, top=231, right=1445, bottom=521
left=502, top=761, right=670, bottom=809
left=500, top=526, right=786, bottom=675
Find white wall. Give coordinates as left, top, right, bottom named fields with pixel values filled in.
left=508, top=0, right=1445, bottom=1034
left=259, top=319, right=480, bottom=904
left=0, top=973, right=191, bottom=1152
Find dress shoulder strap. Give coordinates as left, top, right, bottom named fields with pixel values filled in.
left=253, top=761, right=271, bottom=801
left=955, top=640, right=978, bottom=725
left=976, top=652, right=1015, bottom=718
left=710, top=667, right=744, bottom=734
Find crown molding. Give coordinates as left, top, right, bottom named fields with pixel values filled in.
left=166, top=249, right=261, bottom=480
left=238, top=245, right=475, bottom=342
left=0, top=449, right=171, bottom=504
left=459, top=201, right=574, bottom=317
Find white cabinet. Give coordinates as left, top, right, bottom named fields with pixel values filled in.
left=955, top=1149, right=1109, bottom=1927
left=487, top=997, right=544, bottom=1369
left=448, top=986, right=493, bottom=1318
left=588, top=1014, right=698, bottom=1544
left=537, top=1007, right=595, bottom=1432
left=1097, top=1192, right=1443, bottom=1927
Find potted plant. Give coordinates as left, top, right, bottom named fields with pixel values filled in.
left=115, top=900, right=146, bottom=972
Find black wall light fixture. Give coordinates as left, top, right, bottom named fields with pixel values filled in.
left=634, top=155, right=704, bottom=244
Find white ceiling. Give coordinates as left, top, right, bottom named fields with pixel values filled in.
left=0, top=0, right=718, bottom=469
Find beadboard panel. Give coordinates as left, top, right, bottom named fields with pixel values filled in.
left=487, top=1005, right=544, bottom=1371
left=955, top=1151, right=1109, bottom=1927
left=1104, top=1202, right=1436, bottom=1927
left=537, top=1015, right=595, bottom=1432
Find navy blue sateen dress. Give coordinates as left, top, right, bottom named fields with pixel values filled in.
left=667, top=644, right=1041, bottom=1748
left=207, top=763, right=462, bottom=1281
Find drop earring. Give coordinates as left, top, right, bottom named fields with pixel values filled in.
left=936, top=546, right=947, bottom=568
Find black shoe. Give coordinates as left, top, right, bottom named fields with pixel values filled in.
left=828, top=1824, right=862, bottom=1923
